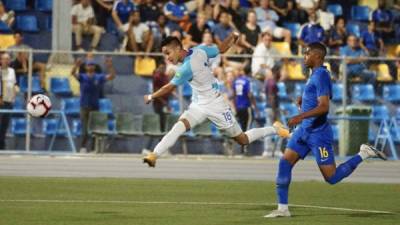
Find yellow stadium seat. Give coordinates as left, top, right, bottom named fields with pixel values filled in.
left=371, top=63, right=393, bottom=82
left=285, top=61, right=306, bottom=80
left=0, top=35, right=15, bottom=49
left=135, top=57, right=156, bottom=76
left=386, top=45, right=400, bottom=58
left=359, top=0, right=377, bottom=9
left=271, top=42, right=292, bottom=56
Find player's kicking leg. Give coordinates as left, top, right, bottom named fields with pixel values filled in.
left=143, top=118, right=191, bottom=167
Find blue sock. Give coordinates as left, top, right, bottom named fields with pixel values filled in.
left=276, top=158, right=293, bottom=204
left=326, top=155, right=363, bottom=185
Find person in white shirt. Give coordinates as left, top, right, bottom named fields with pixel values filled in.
left=296, top=0, right=319, bottom=12
left=0, top=53, right=18, bottom=150
left=71, top=0, right=104, bottom=51
left=125, top=10, right=154, bottom=53
left=0, top=2, right=14, bottom=27
left=251, top=31, right=280, bottom=79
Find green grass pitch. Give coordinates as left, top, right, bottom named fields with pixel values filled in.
left=0, top=177, right=399, bottom=225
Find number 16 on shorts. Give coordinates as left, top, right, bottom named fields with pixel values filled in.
left=222, top=110, right=233, bottom=125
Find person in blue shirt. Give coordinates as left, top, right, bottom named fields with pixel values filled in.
left=163, top=0, right=191, bottom=32
left=265, top=42, right=387, bottom=218
left=372, top=0, right=394, bottom=40
left=298, top=11, right=325, bottom=48
left=112, top=0, right=137, bottom=50
left=233, top=73, right=256, bottom=133
left=340, top=35, right=376, bottom=83
left=360, top=21, right=384, bottom=57
left=213, top=11, right=234, bottom=47
left=71, top=58, right=116, bottom=153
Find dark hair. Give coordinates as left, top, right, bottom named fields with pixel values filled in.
left=14, top=30, right=23, bottom=36
left=161, top=36, right=182, bottom=49
left=334, top=16, right=345, bottom=25
left=308, top=42, right=327, bottom=58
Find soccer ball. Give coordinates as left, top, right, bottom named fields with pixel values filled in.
left=27, top=94, right=52, bottom=117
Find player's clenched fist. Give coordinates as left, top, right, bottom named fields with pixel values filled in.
left=144, top=94, right=153, bottom=104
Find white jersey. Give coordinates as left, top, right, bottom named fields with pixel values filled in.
left=170, top=45, right=222, bottom=105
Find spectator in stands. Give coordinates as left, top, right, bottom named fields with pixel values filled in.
left=152, top=61, right=170, bottom=132
left=151, top=14, right=171, bottom=52
left=240, top=10, right=262, bottom=53
left=126, top=10, right=154, bottom=53
left=340, top=35, right=376, bottom=83
left=79, top=52, right=103, bottom=74
left=232, top=72, right=256, bottom=132
left=112, top=0, right=136, bottom=50
left=316, top=0, right=334, bottom=31
left=298, top=11, right=325, bottom=48
left=92, top=0, right=114, bottom=28
left=223, top=44, right=251, bottom=72
left=251, top=31, right=280, bottom=80
left=139, top=0, right=162, bottom=24
left=185, top=12, right=210, bottom=48
left=328, top=17, right=347, bottom=55
left=0, top=2, right=14, bottom=28
left=0, top=53, right=17, bottom=150
left=71, top=0, right=104, bottom=52
left=372, top=0, right=394, bottom=42
left=71, top=57, right=116, bottom=153
left=296, top=0, right=318, bottom=12
left=254, top=0, right=291, bottom=43
left=214, top=0, right=246, bottom=31
left=360, top=21, right=384, bottom=57
left=163, top=0, right=191, bottom=32
left=213, top=11, right=235, bottom=46
left=8, top=32, right=46, bottom=88
left=282, top=0, right=308, bottom=24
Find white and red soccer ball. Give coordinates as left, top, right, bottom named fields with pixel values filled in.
left=26, top=94, right=52, bottom=117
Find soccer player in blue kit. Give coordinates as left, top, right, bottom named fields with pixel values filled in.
left=265, top=42, right=387, bottom=218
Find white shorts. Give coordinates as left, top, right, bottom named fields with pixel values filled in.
left=180, top=99, right=242, bottom=137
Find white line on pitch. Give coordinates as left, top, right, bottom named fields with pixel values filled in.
left=0, top=199, right=395, bottom=214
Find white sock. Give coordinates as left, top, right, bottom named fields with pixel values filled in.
left=358, top=151, right=369, bottom=160
left=245, top=127, right=276, bottom=144
left=278, top=204, right=288, bottom=211
left=153, top=121, right=186, bottom=157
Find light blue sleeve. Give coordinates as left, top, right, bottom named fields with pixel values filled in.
left=170, top=60, right=193, bottom=86
left=197, top=45, right=220, bottom=59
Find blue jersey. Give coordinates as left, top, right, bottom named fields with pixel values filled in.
left=301, top=66, right=332, bottom=131
left=113, top=0, right=136, bottom=24
left=299, top=23, right=325, bottom=44
left=78, top=73, right=106, bottom=109
left=163, top=1, right=188, bottom=19
left=233, top=75, right=251, bottom=110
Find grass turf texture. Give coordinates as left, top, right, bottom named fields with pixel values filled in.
left=0, top=177, right=399, bottom=225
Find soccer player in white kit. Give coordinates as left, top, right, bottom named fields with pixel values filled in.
left=143, top=33, right=290, bottom=167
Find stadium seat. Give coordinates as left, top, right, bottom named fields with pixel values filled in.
left=359, top=0, right=378, bottom=9
left=346, top=23, right=361, bottom=37
left=182, top=82, right=192, bottom=97
left=277, top=82, right=289, bottom=100
left=351, top=6, right=370, bottom=21
left=352, top=84, right=375, bottom=102
left=42, top=119, right=66, bottom=136
left=11, top=118, right=27, bottom=136
left=142, top=114, right=163, bottom=136
left=285, top=61, right=306, bottom=80
left=16, top=15, right=39, bottom=32
left=327, top=4, right=343, bottom=16
left=0, top=21, right=12, bottom=33
left=108, top=119, right=116, bottom=134
left=35, top=0, right=53, bottom=12
left=13, top=96, right=25, bottom=110
left=0, top=34, right=16, bottom=48
left=256, top=101, right=266, bottom=120
left=294, top=82, right=305, bottom=98
left=279, top=103, right=299, bottom=119
left=61, top=98, right=80, bottom=117
left=331, top=124, right=339, bottom=142
left=169, top=99, right=180, bottom=115
left=332, top=83, right=343, bottom=102
left=271, top=42, right=292, bottom=56
left=50, top=77, right=71, bottom=96
left=19, top=76, right=42, bottom=93
left=372, top=105, right=390, bottom=121
left=5, top=0, right=26, bottom=11
left=397, top=108, right=400, bottom=120
left=88, top=112, right=109, bottom=135
left=71, top=119, right=81, bottom=137
left=99, top=98, right=112, bottom=115
left=115, top=113, right=143, bottom=136
left=383, top=84, right=400, bottom=103
left=282, top=22, right=301, bottom=39
left=373, top=63, right=392, bottom=82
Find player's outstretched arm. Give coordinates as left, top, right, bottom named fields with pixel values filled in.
left=144, top=82, right=177, bottom=104
left=218, top=32, right=240, bottom=54
left=288, top=95, right=329, bottom=127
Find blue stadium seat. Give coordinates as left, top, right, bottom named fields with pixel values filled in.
left=99, top=98, right=113, bottom=115
left=256, top=101, right=266, bottom=120
left=346, top=23, right=361, bottom=37
left=13, top=96, right=25, bottom=110
left=16, top=15, right=39, bottom=32
left=351, top=6, right=370, bottom=21
left=332, top=83, right=343, bottom=102
left=0, top=21, right=12, bottom=33
left=19, top=76, right=43, bottom=93
left=331, top=124, right=339, bottom=142
left=42, top=119, right=66, bottom=136
left=327, top=4, right=343, bottom=16
left=61, top=98, right=80, bottom=116
left=383, top=84, right=400, bottom=103
left=352, top=84, right=375, bottom=102
left=72, top=119, right=81, bottom=137
left=282, top=22, right=301, bottom=39
left=11, top=118, right=27, bottom=136
left=169, top=99, right=180, bottom=115
left=50, top=77, right=71, bottom=96
left=108, top=119, right=116, bottom=134
left=397, top=108, right=400, bottom=120
left=36, top=0, right=53, bottom=12
left=182, top=82, right=192, bottom=97
left=277, top=82, right=289, bottom=100
left=372, top=105, right=390, bottom=121
left=5, top=0, right=26, bottom=11
left=294, top=82, right=305, bottom=98
left=279, top=102, right=299, bottom=118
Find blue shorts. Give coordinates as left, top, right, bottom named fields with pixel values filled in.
left=287, top=125, right=335, bottom=165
